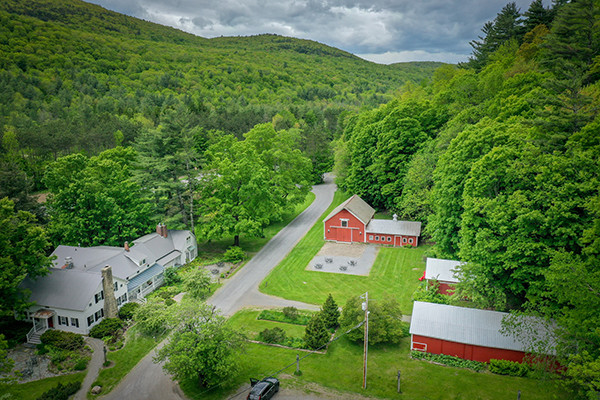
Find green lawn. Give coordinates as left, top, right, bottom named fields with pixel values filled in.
left=181, top=311, right=571, bottom=400
left=0, top=372, right=85, bottom=400
left=228, top=309, right=307, bottom=340
left=88, top=325, right=165, bottom=398
left=260, top=190, right=426, bottom=314
left=194, top=192, right=316, bottom=263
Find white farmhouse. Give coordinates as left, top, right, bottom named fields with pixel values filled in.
left=20, top=224, right=197, bottom=342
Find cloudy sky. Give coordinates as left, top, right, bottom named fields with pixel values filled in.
left=87, top=0, right=544, bottom=64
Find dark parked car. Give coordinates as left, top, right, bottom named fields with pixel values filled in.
left=247, top=377, right=279, bottom=400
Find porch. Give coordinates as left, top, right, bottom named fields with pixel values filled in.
left=26, top=309, right=55, bottom=344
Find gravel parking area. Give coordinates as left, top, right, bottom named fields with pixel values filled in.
left=307, top=243, right=378, bottom=276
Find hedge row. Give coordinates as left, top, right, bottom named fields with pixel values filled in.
left=410, top=351, right=486, bottom=371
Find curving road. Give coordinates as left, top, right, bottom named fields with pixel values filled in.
left=101, top=174, right=336, bottom=400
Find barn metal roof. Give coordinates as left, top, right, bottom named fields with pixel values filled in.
left=425, top=258, right=463, bottom=283
left=410, top=301, right=556, bottom=354
left=366, top=219, right=422, bottom=237
left=324, top=194, right=375, bottom=225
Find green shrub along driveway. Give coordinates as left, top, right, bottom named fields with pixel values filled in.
left=260, top=191, right=426, bottom=314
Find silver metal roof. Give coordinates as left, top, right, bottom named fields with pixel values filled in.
left=127, top=263, right=164, bottom=291
left=410, top=301, right=556, bottom=354
left=324, top=194, right=375, bottom=225
left=21, top=269, right=101, bottom=311
left=425, top=258, right=463, bottom=283
left=366, top=219, right=421, bottom=237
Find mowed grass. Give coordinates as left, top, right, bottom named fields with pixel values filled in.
left=195, top=192, right=316, bottom=262
left=0, top=372, right=85, bottom=400
left=182, top=312, right=571, bottom=400
left=228, top=309, right=307, bottom=340
left=261, top=190, right=426, bottom=314
left=88, top=325, right=165, bottom=398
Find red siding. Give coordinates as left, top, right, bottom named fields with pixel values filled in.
left=436, top=282, right=455, bottom=295
left=411, top=334, right=526, bottom=363
left=324, top=209, right=365, bottom=243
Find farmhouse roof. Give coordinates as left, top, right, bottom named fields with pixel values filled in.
left=410, top=301, right=556, bottom=354
left=366, top=219, right=422, bottom=237
left=324, top=194, right=375, bottom=225
left=21, top=269, right=101, bottom=312
left=425, top=258, right=463, bottom=283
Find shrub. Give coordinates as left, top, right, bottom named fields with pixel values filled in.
left=489, top=359, right=530, bottom=377
left=163, top=266, right=182, bottom=286
left=410, top=351, right=486, bottom=371
left=257, top=309, right=312, bottom=325
left=40, top=330, right=84, bottom=351
left=118, top=302, right=140, bottom=320
left=282, top=307, right=299, bottom=320
left=89, top=318, right=124, bottom=339
left=222, top=246, right=245, bottom=263
left=259, top=327, right=286, bottom=344
left=304, top=314, right=330, bottom=350
left=36, top=381, right=81, bottom=400
left=412, top=281, right=450, bottom=304
left=73, top=358, right=88, bottom=371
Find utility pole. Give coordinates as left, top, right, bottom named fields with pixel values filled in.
left=362, top=291, right=369, bottom=389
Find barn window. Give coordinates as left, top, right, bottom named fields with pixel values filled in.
left=387, top=236, right=391, bottom=242
left=369, top=235, right=373, bottom=240
left=409, top=238, right=413, bottom=244
left=375, top=236, right=379, bottom=241
left=340, top=219, right=348, bottom=227
left=403, top=237, right=407, bottom=243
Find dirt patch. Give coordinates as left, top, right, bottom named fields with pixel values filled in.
left=201, top=261, right=240, bottom=281
left=3, top=344, right=66, bottom=383
left=316, top=242, right=368, bottom=258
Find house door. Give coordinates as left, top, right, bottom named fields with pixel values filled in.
left=48, top=317, right=54, bottom=328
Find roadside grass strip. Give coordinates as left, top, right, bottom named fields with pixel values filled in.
left=261, top=190, right=426, bottom=314
left=0, top=372, right=85, bottom=399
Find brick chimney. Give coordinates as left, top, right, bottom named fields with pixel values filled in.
left=161, top=223, right=168, bottom=238
left=124, top=241, right=130, bottom=252
left=102, top=266, right=118, bottom=319
left=156, top=223, right=162, bottom=235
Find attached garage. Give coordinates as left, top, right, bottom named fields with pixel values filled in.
left=410, top=301, right=556, bottom=363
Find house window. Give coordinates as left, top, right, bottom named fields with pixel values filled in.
left=94, top=291, right=104, bottom=303
left=117, top=296, right=122, bottom=306
left=87, top=315, right=94, bottom=327
left=375, top=236, right=379, bottom=241
left=121, top=293, right=127, bottom=302
left=340, top=219, right=348, bottom=227
left=95, top=309, right=104, bottom=322
left=114, top=282, right=118, bottom=291
left=387, top=236, right=392, bottom=242
left=369, top=235, right=373, bottom=240
left=71, top=318, right=79, bottom=328
left=58, top=316, right=68, bottom=326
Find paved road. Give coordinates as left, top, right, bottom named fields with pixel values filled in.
left=101, top=175, right=336, bottom=400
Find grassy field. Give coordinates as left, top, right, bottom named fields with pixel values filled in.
left=181, top=310, right=570, bottom=400
left=0, top=372, right=85, bottom=400
left=88, top=325, right=165, bottom=398
left=260, top=191, right=426, bottom=314
left=194, top=192, right=316, bottom=264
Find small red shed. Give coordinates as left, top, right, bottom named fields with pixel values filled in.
left=410, top=301, right=556, bottom=363
left=324, top=195, right=421, bottom=246
left=425, top=258, right=463, bottom=295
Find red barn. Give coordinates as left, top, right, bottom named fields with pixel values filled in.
left=410, top=301, right=556, bottom=363
left=425, top=258, right=463, bottom=295
left=324, top=195, right=421, bottom=246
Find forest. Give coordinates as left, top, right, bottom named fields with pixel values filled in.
left=334, top=1, right=599, bottom=397
left=1, top=0, right=599, bottom=397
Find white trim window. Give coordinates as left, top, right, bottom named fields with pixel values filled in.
left=87, top=315, right=94, bottom=327
left=340, top=219, right=349, bottom=227
left=71, top=318, right=79, bottom=328
left=403, top=237, right=407, bottom=243
left=369, top=235, right=373, bottom=240
left=375, top=236, right=379, bottom=241
left=58, top=316, right=69, bottom=326
left=387, top=236, right=392, bottom=242
left=409, top=238, right=414, bottom=244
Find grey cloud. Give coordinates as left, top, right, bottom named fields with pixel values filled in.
left=87, top=0, right=546, bottom=63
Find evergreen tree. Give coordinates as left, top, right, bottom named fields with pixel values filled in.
left=321, top=294, right=340, bottom=329
left=304, top=313, right=330, bottom=350
left=523, top=0, right=554, bottom=32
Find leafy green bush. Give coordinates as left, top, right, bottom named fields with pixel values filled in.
left=118, top=302, right=140, bottom=320
left=36, top=381, right=81, bottom=400
left=73, top=358, right=88, bottom=371
left=89, top=318, right=124, bottom=339
left=222, top=246, right=245, bottom=263
left=40, top=330, right=84, bottom=351
left=282, top=307, right=299, bottom=320
left=163, top=266, right=182, bottom=286
left=412, top=281, right=450, bottom=304
left=282, top=337, right=305, bottom=349
left=258, top=309, right=312, bottom=325
left=411, top=351, right=486, bottom=371
left=259, top=327, right=286, bottom=344
left=489, top=359, right=530, bottom=376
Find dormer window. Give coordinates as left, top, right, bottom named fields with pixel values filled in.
left=139, top=259, right=146, bottom=266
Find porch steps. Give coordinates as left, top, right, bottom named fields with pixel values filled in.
left=28, top=332, right=42, bottom=344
